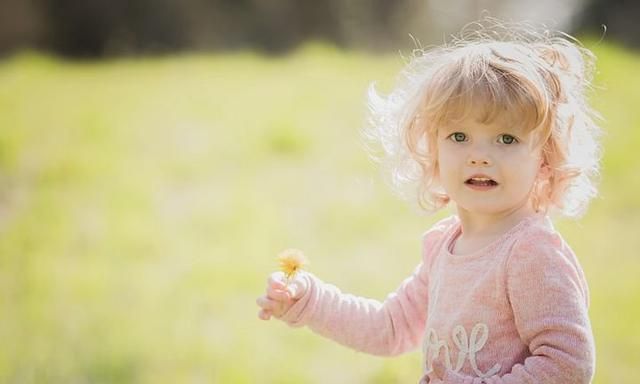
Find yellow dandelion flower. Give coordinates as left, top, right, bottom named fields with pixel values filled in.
left=277, top=248, right=308, bottom=280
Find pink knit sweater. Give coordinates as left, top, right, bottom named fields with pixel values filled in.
left=280, top=214, right=595, bottom=383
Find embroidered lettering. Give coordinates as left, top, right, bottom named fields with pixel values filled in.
left=422, top=323, right=501, bottom=378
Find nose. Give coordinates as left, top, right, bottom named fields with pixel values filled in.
left=466, top=153, right=493, bottom=167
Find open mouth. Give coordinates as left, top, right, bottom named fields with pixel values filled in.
left=465, top=177, right=499, bottom=187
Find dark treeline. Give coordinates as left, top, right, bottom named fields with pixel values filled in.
left=1, top=0, right=430, bottom=57
left=579, top=0, right=640, bottom=49
left=0, top=0, right=637, bottom=58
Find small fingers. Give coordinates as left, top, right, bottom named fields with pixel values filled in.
left=256, top=295, right=274, bottom=320
left=256, top=296, right=278, bottom=311
left=431, top=361, right=446, bottom=380
left=266, top=283, right=291, bottom=301
left=259, top=272, right=308, bottom=322
left=267, top=271, right=287, bottom=289
left=256, top=295, right=287, bottom=319
left=287, top=274, right=308, bottom=299
left=258, top=308, right=272, bottom=320
left=266, top=271, right=295, bottom=300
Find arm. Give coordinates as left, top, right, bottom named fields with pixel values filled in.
left=280, top=262, right=429, bottom=356
left=278, top=219, right=453, bottom=356
left=434, top=230, right=595, bottom=384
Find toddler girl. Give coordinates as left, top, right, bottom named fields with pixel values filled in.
left=256, top=20, right=601, bottom=383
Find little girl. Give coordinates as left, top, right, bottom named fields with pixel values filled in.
left=256, top=20, right=601, bottom=383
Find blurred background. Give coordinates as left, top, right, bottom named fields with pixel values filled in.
left=2, top=0, right=640, bottom=57
left=0, top=0, right=639, bottom=383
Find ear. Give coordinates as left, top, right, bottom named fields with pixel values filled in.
left=538, top=159, right=551, bottom=180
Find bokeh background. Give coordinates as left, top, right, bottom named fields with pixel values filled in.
left=1, top=0, right=639, bottom=383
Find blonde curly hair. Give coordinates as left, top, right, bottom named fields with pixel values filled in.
left=365, top=19, right=603, bottom=218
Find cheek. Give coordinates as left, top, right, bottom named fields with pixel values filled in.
left=436, top=151, right=458, bottom=181
left=437, top=145, right=460, bottom=170
left=507, top=156, right=542, bottom=190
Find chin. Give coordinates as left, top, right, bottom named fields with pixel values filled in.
left=458, top=201, right=517, bottom=215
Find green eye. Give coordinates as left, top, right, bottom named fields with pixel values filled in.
left=450, top=132, right=467, bottom=142
left=498, top=134, right=517, bottom=144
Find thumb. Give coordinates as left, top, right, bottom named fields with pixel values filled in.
left=287, top=273, right=309, bottom=300
left=433, top=361, right=448, bottom=379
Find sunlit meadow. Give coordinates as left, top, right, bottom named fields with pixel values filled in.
left=0, top=41, right=639, bottom=383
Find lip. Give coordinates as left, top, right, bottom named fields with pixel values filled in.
left=464, top=174, right=499, bottom=191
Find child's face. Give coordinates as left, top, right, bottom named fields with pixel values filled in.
left=436, top=111, right=544, bottom=217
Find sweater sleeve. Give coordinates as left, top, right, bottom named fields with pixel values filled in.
left=441, top=228, right=595, bottom=384
left=279, top=222, right=450, bottom=356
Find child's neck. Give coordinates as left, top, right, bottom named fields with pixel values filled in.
left=455, top=203, right=538, bottom=240
left=450, top=204, right=538, bottom=255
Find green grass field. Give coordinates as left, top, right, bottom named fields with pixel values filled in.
left=0, top=41, right=639, bottom=383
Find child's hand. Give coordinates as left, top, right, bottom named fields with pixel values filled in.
left=427, top=361, right=447, bottom=382
left=427, top=361, right=471, bottom=383
left=256, top=271, right=308, bottom=321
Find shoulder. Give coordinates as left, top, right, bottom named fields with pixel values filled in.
left=508, top=216, right=575, bottom=262
left=511, top=217, right=564, bottom=255
left=420, top=215, right=458, bottom=266
left=421, top=215, right=458, bottom=248
left=506, top=216, right=589, bottom=303
left=507, top=217, right=572, bottom=269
